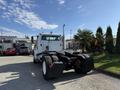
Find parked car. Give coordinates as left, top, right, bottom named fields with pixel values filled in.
left=4, top=48, right=16, bottom=56
left=18, top=46, right=30, bottom=55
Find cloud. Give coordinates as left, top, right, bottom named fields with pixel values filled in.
left=0, top=0, right=6, bottom=10
left=0, top=26, right=25, bottom=37
left=14, top=0, right=33, bottom=9
left=78, top=5, right=83, bottom=9
left=3, top=7, right=58, bottom=29
left=57, top=0, right=65, bottom=5
left=0, top=0, right=58, bottom=30
left=78, top=24, right=86, bottom=29
left=77, top=5, right=86, bottom=14
left=0, top=0, right=6, bottom=5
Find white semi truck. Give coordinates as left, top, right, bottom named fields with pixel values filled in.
left=33, top=34, right=63, bottom=63
left=33, top=33, right=94, bottom=80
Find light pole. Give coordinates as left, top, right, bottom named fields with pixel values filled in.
left=70, top=29, right=72, bottom=40
left=63, top=24, right=65, bottom=50
left=1, top=31, right=4, bottom=54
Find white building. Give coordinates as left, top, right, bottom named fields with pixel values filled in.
left=0, top=36, right=32, bottom=51
left=66, top=39, right=80, bottom=50
left=0, top=36, right=17, bottom=51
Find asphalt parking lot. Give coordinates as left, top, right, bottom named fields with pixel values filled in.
left=0, top=56, right=120, bottom=90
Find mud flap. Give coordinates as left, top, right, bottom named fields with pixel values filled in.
left=47, top=62, right=64, bottom=78
left=82, top=54, right=94, bottom=72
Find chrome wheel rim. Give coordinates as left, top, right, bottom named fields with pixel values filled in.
left=43, top=61, right=46, bottom=75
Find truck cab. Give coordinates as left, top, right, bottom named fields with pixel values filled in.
left=34, top=34, right=63, bottom=63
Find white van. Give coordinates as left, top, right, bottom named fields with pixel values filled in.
left=33, top=34, right=63, bottom=63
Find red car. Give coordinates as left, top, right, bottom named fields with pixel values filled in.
left=4, top=48, right=16, bottom=56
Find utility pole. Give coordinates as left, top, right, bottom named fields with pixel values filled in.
left=0, top=31, right=2, bottom=45
left=70, top=29, right=72, bottom=40
left=1, top=31, right=3, bottom=54
left=63, top=24, right=65, bottom=50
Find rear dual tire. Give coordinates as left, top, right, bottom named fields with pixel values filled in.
left=42, top=56, right=52, bottom=80
left=74, top=67, right=87, bottom=74
left=42, top=60, right=50, bottom=80
left=74, top=59, right=87, bottom=74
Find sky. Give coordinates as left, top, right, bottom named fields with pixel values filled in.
left=0, top=0, right=120, bottom=39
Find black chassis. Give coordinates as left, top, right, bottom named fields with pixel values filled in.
left=41, top=51, right=94, bottom=80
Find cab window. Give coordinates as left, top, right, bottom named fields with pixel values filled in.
left=41, top=35, right=61, bottom=41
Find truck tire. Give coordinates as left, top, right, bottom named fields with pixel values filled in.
left=42, top=56, right=52, bottom=80
left=74, top=59, right=87, bottom=74
left=74, top=67, right=87, bottom=74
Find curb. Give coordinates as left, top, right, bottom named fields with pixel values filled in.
left=95, top=68, right=120, bottom=79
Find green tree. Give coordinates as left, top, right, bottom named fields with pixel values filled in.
left=95, top=27, right=104, bottom=51
left=105, top=26, right=114, bottom=53
left=115, top=22, right=120, bottom=53
left=74, top=29, right=94, bottom=53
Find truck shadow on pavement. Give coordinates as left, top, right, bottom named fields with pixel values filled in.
left=0, top=62, right=97, bottom=90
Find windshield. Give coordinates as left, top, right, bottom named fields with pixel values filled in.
left=41, top=35, right=61, bottom=41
